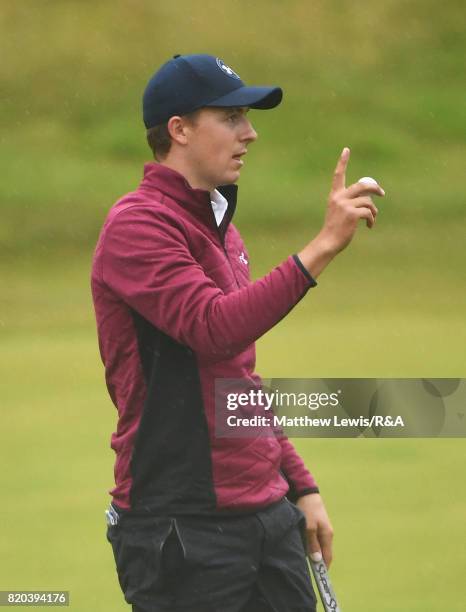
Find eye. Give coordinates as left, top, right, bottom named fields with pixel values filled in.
left=227, top=111, right=240, bottom=123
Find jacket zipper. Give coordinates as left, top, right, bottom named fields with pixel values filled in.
left=210, top=206, right=240, bottom=290
left=222, top=243, right=240, bottom=289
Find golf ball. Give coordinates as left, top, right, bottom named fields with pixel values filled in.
left=358, top=176, right=379, bottom=186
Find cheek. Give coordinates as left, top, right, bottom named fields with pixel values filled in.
left=203, top=129, right=234, bottom=161
left=194, top=138, right=216, bottom=160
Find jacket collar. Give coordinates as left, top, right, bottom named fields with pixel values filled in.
left=140, top=162, right=237, bottom=236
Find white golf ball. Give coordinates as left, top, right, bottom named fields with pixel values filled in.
left=358, top=176, right=379, bottom=186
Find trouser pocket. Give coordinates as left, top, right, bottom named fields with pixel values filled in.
left=159, top=519, right=186, bottom=583
left=107, top=517, right=186, bottom=606
left=283, top=498, right=309, bottom=556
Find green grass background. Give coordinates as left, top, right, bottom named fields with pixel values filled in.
left=1, top=1, right=465, bottom=610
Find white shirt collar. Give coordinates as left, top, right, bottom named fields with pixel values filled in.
left=210, top=189, right=228, bottom=226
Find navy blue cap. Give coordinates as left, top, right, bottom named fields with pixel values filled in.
left=143, top=54, right=283, bottom=129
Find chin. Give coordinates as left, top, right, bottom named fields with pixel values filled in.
left=220, top=171, right=241, bottom=185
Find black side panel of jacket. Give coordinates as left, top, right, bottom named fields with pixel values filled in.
left=129, top=311, right=217, bottom=514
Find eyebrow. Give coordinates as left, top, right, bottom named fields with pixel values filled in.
left=224, top=107, right=250, bottom=114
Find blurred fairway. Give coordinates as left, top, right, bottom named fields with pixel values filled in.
left=1, top=1, right=465, bottom=610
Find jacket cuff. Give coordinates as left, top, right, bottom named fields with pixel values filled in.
left=292, top=254, right=318, bottom=287
left=286, top=486, right=320, bottom=503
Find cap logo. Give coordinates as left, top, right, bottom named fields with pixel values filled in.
left=216, top=58, right=241, bottom=80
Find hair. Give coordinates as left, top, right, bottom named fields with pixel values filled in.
left=146, top=110, right=201, bottom=161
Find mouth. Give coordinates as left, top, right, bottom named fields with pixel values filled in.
left=232, top=151, right=247, bottom=166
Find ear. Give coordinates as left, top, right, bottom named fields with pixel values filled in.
left=167, top=116, right=190, bottom=146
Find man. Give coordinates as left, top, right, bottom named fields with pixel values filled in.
left=91, top=54, right=383, bottom=612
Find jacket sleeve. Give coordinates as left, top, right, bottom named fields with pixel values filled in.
left=279, top=436, right=320, bottom=502
left=101, top=205, right=317, bottom=360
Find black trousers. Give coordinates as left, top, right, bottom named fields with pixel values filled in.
left=107, top=497, right=317, bottom=612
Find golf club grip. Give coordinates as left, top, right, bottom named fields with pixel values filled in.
left=308, top=556, right=341, bottom=611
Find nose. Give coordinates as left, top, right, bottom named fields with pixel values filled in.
left=241, top=118, right=258, bottom=144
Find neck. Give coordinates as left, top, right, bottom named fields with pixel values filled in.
left=159, top=158, right=214, bottom=192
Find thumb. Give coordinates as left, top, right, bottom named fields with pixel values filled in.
left=308, top=531, right=322, bottom=562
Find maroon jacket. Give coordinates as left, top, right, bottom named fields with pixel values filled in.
left=91, top=162, right=319, bottom=515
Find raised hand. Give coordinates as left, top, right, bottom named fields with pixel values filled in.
left=320, top=147, right=385, bottom=254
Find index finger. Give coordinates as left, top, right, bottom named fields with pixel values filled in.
left=332, top=147, right=350, bottom=192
